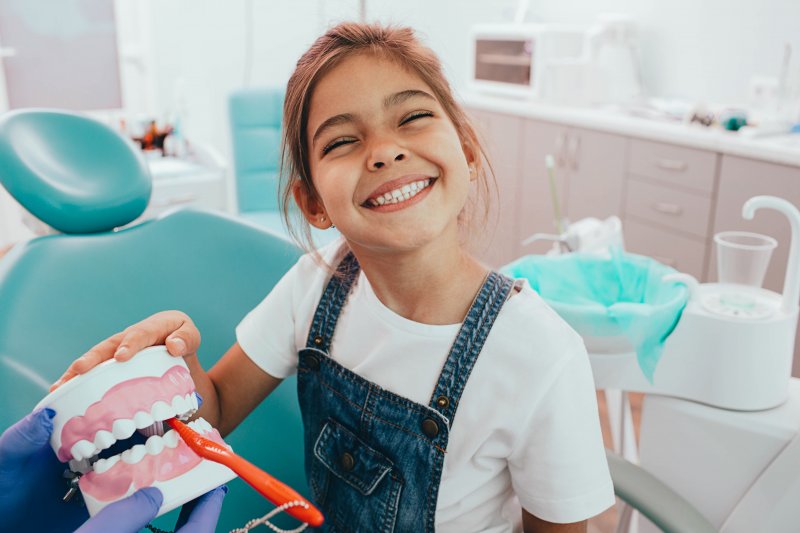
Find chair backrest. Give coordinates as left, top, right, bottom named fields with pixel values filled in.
left=0, top=110, right=308, bottom=531
left=228, top=87, right=284, bottom=213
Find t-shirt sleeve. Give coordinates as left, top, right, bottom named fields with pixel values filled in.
left=235, top=260, right=303, bottom=379
left=508, top=332, right=615, bottom=523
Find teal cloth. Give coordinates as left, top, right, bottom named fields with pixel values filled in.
left=501, top=252, right=688, bottom=382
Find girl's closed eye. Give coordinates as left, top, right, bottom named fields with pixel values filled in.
left=400, top=110, right=434, bottom=126
left=322, top=137, right=357, bottom=155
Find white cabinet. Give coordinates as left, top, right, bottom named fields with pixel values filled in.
left=622, top=139, right=720, bottom=281
left=468, top=109, right=524, bottom=268
left=466, top=111, right=627, bottom=266
left=519, top=121, right=626, bottom=255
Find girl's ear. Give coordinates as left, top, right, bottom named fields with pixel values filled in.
left=293, top=181, right=331, bottom=229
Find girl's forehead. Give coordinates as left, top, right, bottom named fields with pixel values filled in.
left=308, top=53, right=435, bottom=118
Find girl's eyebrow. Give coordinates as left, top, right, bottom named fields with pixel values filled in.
left=311, top=89, right=435, bottom=147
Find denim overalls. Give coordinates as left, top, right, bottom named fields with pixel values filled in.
left=297, top=252, right=514, bottom=532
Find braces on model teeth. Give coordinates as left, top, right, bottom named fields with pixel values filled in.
left=367, top=178, right=432, bottom=206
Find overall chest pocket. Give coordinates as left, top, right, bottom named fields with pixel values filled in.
left=311, top=419, right=403, bottom=533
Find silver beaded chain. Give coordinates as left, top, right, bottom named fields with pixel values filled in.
left=146, top=501, right=311, bottom=533
left=228, top=501, right=311, bottom=533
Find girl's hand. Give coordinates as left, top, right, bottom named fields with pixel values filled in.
left=50, top=311, right=201, bottom=391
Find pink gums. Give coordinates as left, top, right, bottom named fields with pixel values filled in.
left=79, top=428, right=227, bottom=501
left=57, top=366, right=194, bottom=461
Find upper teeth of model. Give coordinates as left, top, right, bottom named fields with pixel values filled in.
left=69, top=393, right=199, bottom=461
left=368, top=178, right=431, bottom=206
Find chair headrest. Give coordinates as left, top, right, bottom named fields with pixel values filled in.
left=0, top=109, right=152, bottom=234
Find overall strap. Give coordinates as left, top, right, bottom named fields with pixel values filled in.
left=304, top=251, right=361, bottom=352
left=429, top=271, right=515, bottom=423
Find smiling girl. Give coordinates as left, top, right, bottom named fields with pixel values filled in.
left=54, top=22, right=614, bottom=532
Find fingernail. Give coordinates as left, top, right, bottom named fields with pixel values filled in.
left=194, top=392, right=204, bottom=408
left=115, top=346, right=129, bottom=358
left=169, top=337, right=186, bottom=354
left=44, top=408, right=56, bottom=418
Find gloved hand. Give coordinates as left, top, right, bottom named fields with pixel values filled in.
left=0, top=408, right=226, bottom=532
left=75, top=485, right=228, bottom=533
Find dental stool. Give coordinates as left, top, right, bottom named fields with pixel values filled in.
left=228, top=87, right=339, bottom=246
left=0, top=109, right=306, bottom=531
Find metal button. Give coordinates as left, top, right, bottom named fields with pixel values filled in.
left=313, top=335, right=324, bottom=346
left=340, top=452, right=355, bottom=472
left=435, top=395, right=450, bottom=409
left=306, top=354, right=320, bottom=371
left=422, top=418, right=439, bottom=438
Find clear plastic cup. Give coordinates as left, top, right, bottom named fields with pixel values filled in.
left=715, top=231, right=777, bottom=287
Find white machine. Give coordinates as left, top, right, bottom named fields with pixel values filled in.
left=591, top=196, right=799, bottom=411
left=586, top=195, right=800, bottom=532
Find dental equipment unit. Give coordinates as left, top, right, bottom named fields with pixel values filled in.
left=34, top=346, right=323, bottom=527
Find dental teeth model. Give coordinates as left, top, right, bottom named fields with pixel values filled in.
left=35, top=346, right=237, bottom=518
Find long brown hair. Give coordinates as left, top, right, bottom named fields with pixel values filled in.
left=280, top=22, right=495, bottom=253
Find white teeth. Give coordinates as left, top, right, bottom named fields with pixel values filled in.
left=151, top=400, right=173, bottom=421
left=93, top=430, right=116, bottom=451
left=189, top=393, right=199, bottom=410
left=163, top=430, right=180, bottom=448
left=172, top=394, right=189, bottom=415
left=145, top=434, right=165, bottom=455
left=93, top=455, right=120, bottom=474
left=71, top=440, right=97, bottom=461
left=133, top=411, right=155, bottom=429
left=112, top=419, right=136, bottom=440
left=369, top=179, right=433, bottom=207
left=121, top=444, right=146, bottom=464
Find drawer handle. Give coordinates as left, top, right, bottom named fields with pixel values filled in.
left=652, top=202, right=684, bottom=216
left=655, top=158, right=688, bottom=172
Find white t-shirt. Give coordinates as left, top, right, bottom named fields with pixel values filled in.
left=237, top=241, right=614, bottom=531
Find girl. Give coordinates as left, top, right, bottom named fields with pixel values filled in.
left=54, top=22, right=614, bottom=532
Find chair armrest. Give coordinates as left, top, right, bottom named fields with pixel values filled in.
left=606, top=450, right=717, bottom=533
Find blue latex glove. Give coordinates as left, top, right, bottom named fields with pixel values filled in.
left=0, top=408, right=226, bottom=532
left=75, top=485, right=228, bottom=533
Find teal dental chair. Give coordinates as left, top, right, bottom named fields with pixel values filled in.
left=0, top=109, right=714, bottom=532
left=0, top=109, right=305, bottom=531
left=228, top=87, right=339, bottom=246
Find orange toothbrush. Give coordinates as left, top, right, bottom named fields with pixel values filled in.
left=165, top=418, right=324, bottom=527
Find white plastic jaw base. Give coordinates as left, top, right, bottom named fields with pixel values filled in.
left=82, top=458, right=237, bottom=518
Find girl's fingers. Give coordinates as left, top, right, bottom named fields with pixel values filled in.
left=49, top=311, right=200, bottom=391
left=116, top=311, right=200, bottom=359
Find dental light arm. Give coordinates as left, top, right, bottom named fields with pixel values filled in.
left=0, top=408, right=226, bottom=533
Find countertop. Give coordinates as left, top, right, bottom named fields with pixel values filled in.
left=462, top=92, right=800, bottom=168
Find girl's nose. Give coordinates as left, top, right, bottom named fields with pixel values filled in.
left=368, top=142, right=406, bottom=170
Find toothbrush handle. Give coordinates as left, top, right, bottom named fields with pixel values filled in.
left=218, top=452, right=325, bottom=527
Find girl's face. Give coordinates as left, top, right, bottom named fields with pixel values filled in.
left=301, top=53, right=475, bottom=255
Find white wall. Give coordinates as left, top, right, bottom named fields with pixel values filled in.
left=139, top=0, right=800, bottom=170
left=1, top=0, right=797, bottom=246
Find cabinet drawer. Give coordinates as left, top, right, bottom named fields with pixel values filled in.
left=628, top=139, right=717, bottom=193
left=624, top=218, right=707, bottom=280
left=624, top=178, right=713, bottom=238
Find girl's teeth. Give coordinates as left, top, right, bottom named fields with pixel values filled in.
left=370, top=179, right=431, bottom=207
